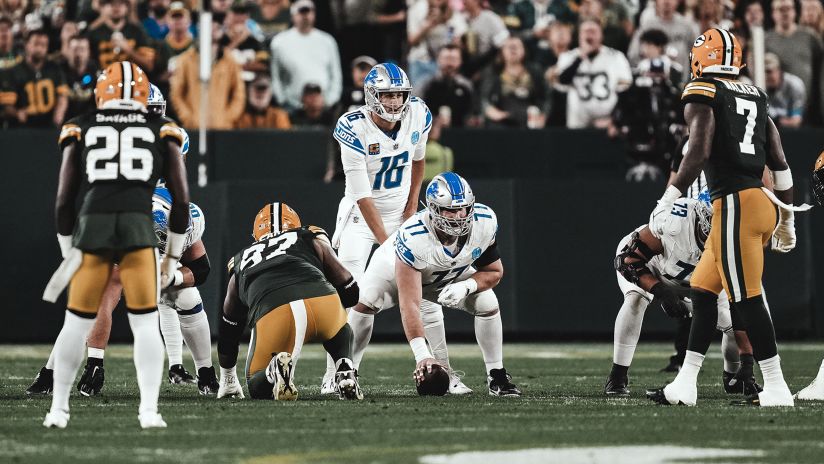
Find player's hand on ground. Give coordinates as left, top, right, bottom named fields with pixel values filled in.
left=650, top=283, right=689, bottom=319
left=771, top=219, right=796, bottom=253
left=160, top=256, right=180, bottom=289
left=413, top=358, right=439, bottom=383
left=437, top=281, right=474, bottom=307
left=217, top=369, right=245, bottom=399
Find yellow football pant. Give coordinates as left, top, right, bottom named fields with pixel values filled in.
left=67, top=247, right=159, bottom=314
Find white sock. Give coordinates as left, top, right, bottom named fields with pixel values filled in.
left=45, top=346, right=56, bottom=370
left=87, top=347, right=105, bottom=360
left=50, top=311, right=95, bottom=414
left=158, top=303, right=183, bottom=366
left=613, top=293, right=647, bottom=367
left=674, top=350, right=705, bottom=385
left=474, top=312, right=503, bottom=373
left=179, top=311, right=213, bottom=370
left=348, top=310, right=374, bottom=370
left=129, top=312, right=164, bottom=416
left=721, top=330, right=740, bottom=373
left=759, top=354, right=789, bottom=391
left=818, top=359, right=824, bottom=378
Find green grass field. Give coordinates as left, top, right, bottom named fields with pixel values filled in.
left=2, top=342, right=823, bottom=464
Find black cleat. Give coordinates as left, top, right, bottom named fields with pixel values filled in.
left=169, top=364, right=197, bottom=384
left=197, top=366, right=220, bottom=395
left=645, top=387, right=676, bottom=405
left=77, top=362, right=104, bottom=397
left=730, top=394, right=761, bottom=406
left=660, top=355, right=682, bottom=373
left=26, top=367, right=53, bottom=395
left=605, top=374, right=630, bottom=396
left=723, top=370, right=763, bottom=395
left=335, top=359, right=363, bottom=400
left=488, top=368, right=521, bottom=397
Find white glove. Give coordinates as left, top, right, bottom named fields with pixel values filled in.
left=57, top=234, right=74, bottom=259
left=771, top=210, right=796, bottom=253
left=161, top=231, right=187, bottom=289
left=437, top=279, right=478, bottom=307
left=159, top=255, right=180, bottom=289
left=217, top=366, right=245, bottom=399
left=649, top=185, right=682, bottom=237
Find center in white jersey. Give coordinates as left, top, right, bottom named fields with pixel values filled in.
left=152, top=186, right=205, bottom=255
left=333, top=96, right=432, bottom=221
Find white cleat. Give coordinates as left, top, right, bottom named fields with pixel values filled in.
left=647, top=381, right=697, bottom=406
left=320, top=369, right=337, bottom=395
left=757, top=386, right=794, bottom=407
left=43, top=409, right=69, bottom=429
left=217, top=372, right=245, bottom=399
left=794, top=377, right=824, bottom=401
left=448, top=371, right=473, bottom=395
left=272, top=352, right=298, bottom=401
left=138, top=412, right=167, bottom=429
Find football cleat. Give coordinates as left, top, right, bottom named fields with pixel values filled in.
left=487, top=368, right=521, bottom=397
left=335, top=358, right=363, bottom=400
left=723, top=370, right=763, bottom=395
left=271, top=352, right=298, bottom=401
left=794, top=376, right=824, bottom=401
left=448, top=370, right=473, bottom=395
left=197, top=367, right=220, bottom=395
left=645, top=381, right=696, bottom=406
left=27, top=367, right=54, bottom=395
left=732, top=386, right=794, bottom=407
left=138, top=412, right=167, bottom=429
left=168, top=364, right=197, bottom=384
left=43, top=409, right=70, bottom=429
left=77, top=362, right=104, bottom=397
left=604, top=373, right=630, bottom=396
left=660, top=355, right=682, bottom=373
left=320, top=370, right=338, bottom=395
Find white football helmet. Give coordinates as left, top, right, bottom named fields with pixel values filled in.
left=148, top=83, right=166, bottom=116
left=425, top=172, right=475, bottom=236
left=364, top=63, right=412, bottom=123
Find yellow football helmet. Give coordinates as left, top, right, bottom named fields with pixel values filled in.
left=252, top=202, right=302, bottom=241
left=95, top=61, right=150, bottom=108
left=689, top=29, right=743, bottom=78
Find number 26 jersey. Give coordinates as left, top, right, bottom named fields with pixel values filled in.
left=58, top=105, right=186, bottom=215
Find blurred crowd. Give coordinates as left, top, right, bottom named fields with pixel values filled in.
left=0, top=0, right=823, bottom=177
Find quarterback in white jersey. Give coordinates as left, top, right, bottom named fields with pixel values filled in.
left=327, top=63, right=468, bottom=394
left=350, top=173, right=521, bottom=397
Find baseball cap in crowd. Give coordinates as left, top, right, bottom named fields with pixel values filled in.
left=169, top=2, right=190, bottom=17
left=290, top=0, right=315, bottom=15
left=302, top=83, right=322, bottom=95
left=352, top=55, right=378, bottom=70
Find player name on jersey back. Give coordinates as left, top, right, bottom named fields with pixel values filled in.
left=95, top=112, right=147, bottom=124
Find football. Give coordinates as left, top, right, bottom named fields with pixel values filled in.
left=415, top=364, right=450, bottom=396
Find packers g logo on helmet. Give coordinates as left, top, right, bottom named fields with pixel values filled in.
left=252, top=202, right=302, bottom=241
left=95, top=61, right=150, bottom=108
left=689, top=29, right=742, bottom=79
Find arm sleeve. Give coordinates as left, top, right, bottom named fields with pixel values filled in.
left=413, top=129, right=429, bottom=161
left=340, top=143, right=372, bottom=201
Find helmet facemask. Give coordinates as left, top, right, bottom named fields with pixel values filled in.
left=428, top=203, right=474, bottom=237
left=813, top=168, right=824, bottom=206
left=366, top=88, right=410, bottom=122
left=694, top=202, right=713, bottom=248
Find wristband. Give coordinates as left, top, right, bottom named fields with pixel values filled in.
left=660, top=185, right=682, bottom=205
left=464, top=278, right=478, bottom=295
left=165, top=231, right=186, bottom=259
left=220, top=365, right=237, bottom=378
left=773, top=169, right=793, bottom=191
left=410, top=337, right=433, bottom=363
left=57, top=234, right=73, bottom=258
left=172, top=270, right=184, bottom=287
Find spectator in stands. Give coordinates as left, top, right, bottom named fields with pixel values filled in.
left=223, top=0, right=269, bottom=78
left=407, top=0, right=467, bottom=90
left=551, top=19, right=632, bottom=129
left=0, top=15, right=20, bottom=71
left=251, top=0, right=291, bottom=41
left=731, top=0, right=764, bottom=55
left=10, top=30, right=67, bottom=127
left=269, top=0, right=341, bottom=111
left=86, top=0, right=155, bottom=72
left=462, top=0, right=509, bottom=79
left=331, top=0, right=376, bottom=73
left=480, top=36, right=546, bottom=129
left=290, top=82, right=336, bottom=127
left=51, top=20, right=78, bottom=65
left=801, top=0, right=824, bottom=36
left=578, top=0, right=630, bottom=53
left=61, top=35, right=97, bottom=120
left=142, top=0, right=171, bottom=39
left=374, top=0, right=407, bottom=64
left=235, top=72, right=291, bottom=129
left=504, top=0, right=578, bottom=32
left=693, top=0, right=733, bottom=33
left=339, top=55, right=376, bottom=114
left=542, top=21, right=573, bottom=126
left=765, top=53, right=806, bottom=129
left=170, top=18, right=246, bottom=128
left=628, top=0, right=699, bottom=80
left=766, top=0, right=823, bottom=121
left=422, top=44, right=476, bottom=128
left=0, top=0, right=30, bottom=35
left=636, top=29, right=682, bottom=84
left=160, top=2, right=194, bottom=72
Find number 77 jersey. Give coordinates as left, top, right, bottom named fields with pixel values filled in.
left=681, top=77, right=769, bottom=200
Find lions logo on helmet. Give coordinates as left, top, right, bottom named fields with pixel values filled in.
left=364, top=63, right=413, bottom=123
left=148, top=84, right=166, bottom=116
left=425, top=172, right=475, bottom=236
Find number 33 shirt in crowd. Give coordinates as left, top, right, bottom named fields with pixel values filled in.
left=58, top=102, right=186, bottom=215
left=227, top=226, right=337, bottom=327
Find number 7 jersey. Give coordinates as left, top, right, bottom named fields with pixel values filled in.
left=681, top=77, right=768, bottom=200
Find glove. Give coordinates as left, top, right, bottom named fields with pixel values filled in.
left=437, top=279, right=478, bottom=307
left=726, top=354, right=763, bottom=395
left=217, top=366, right=245, bottom=399
left=771, top=210, right=795, bottom=253
left=650, top=282, right=690, bottom=319
left=161, top=231, right=186, bottom=289
left=160, top=255, right=180, bottom=289
left=649, top=185, right=682, bottom=237
left=57, top=234, right=74, bottom=259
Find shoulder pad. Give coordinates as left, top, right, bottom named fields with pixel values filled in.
left=682, top=79, right=716, bottom=104
left=333, top=112, right=367, bottom=155
left=227, top=256, right=235, bottom=274
left=308, top=225, right=331, bottom=246
left=160, top=121, right=186, bottom=147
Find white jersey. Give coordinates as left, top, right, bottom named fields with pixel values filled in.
left=677, top=138, right=711, bottom=202
left=333, top=96, right=432, bottom=222
left=554, top=46, right=632, bottom=129
left=152, top=187, right=205, bottom=254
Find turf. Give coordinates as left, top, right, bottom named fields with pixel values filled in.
left=2, top=342, right=823, bottom=464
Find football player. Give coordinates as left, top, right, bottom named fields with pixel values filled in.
left=327, top=63, right=470, bottom=395
left=608, top=198, right=760, bottom=396
left=350, top=173, right=521, bottom=397
left=42, top=61, right=189, bottom=428
left=217, top=203, right=362, bottom=401
left=646, top=29, right=807, bottom=407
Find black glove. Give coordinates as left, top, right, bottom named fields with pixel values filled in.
left=650, top=283, right=690, bottom=318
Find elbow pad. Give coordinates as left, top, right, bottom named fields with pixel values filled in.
left=335, top=277, right=360, bottom=308
left=187, top=254, right=211, bottom=286
left=217, top=315, right=244, bottom=360
left=614, top=231, right=654, bottom=285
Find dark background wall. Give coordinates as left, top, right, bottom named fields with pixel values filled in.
left=3, top=128, right=821, bottom=342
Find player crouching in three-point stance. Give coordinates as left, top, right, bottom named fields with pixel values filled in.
left=350, top=173, right=521, bottom=396
left=217, top=203, right=362, bottom=401
left=42, top=61, right=190, bottom=428
left=646, top=29, right=809, bottom=407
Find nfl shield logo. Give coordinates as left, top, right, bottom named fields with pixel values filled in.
left=472, top=248, right=481, bottom=260
left=368, top=143, right=380, bottom=155
left=411, top=131, right=420, bottom=145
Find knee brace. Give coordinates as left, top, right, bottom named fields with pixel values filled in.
left=174, top=287, right=203, bottom=315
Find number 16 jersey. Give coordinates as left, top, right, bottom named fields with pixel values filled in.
left=58, top=103, right=186, bottom=215
left=681, top=77, right=768, bottom=200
